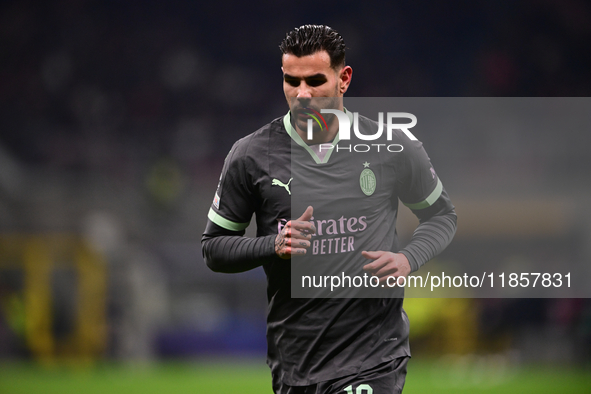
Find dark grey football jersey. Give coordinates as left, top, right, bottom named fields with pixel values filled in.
left=208, top=110, right=446, bottom=385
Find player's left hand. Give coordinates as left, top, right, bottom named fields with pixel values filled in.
left=361, top=251, right=411, bottom=285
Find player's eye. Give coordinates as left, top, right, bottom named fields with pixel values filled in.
left=284, top=77, right=300, bottom=87
left=306, top=78, right=326, bottom=87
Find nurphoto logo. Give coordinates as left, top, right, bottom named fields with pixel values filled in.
left=306, top=107, right=417, bottom=141
left=305, top=109, right=418, bottom=153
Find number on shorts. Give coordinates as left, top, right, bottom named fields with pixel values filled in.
left=344, top=384, right=373, bottom=394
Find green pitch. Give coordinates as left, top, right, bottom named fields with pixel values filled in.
left=0, top=358, right=589, bottom=394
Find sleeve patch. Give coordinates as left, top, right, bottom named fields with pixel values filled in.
left=213, top=192, right=220, bottom=209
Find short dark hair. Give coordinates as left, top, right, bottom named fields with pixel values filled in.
left=279, top=25, right=346, bottom=69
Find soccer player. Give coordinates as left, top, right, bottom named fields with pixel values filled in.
left=201, top=25, right=457, bottom=394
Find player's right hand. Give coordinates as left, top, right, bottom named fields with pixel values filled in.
left=275, top=206, right=316, bottom=259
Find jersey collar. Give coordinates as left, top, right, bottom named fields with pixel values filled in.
left=283, top=108, right=353, bottom=164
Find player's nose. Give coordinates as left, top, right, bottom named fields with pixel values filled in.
left=297, top=83, right=312, bottom=98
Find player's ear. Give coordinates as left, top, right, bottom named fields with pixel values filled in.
left=338, top=65, right=352, bottom=94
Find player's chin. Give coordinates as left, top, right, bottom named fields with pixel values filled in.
left=294, top=113, right=313, bottom=127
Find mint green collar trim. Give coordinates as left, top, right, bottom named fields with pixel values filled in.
left=283, top=108, right=353, bottom=164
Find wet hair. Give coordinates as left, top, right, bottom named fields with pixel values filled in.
left=279, top=25, right=346, bottom=69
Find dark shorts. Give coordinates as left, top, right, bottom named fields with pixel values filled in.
left=273, top=357, right=409, bottom=394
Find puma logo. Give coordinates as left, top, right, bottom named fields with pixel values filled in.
left=272, top=178, right=292, bottom=195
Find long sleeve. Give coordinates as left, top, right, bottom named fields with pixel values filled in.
left=399, top=188, right=457, bottom=272
left=201, top=220, right=277, bottom=273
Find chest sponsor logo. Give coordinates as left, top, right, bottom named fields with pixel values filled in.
left=360, top=162, right=376, bottom=196
left=277, top=215, right=368, bottom=256
left=272, top=177, right=292, bottom=195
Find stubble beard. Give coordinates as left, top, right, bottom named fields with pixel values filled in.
left=291, top=90, right=342, bottom=141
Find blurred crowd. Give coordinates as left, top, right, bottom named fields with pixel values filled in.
left=1, top=0, right=591, bottom=364
left=1, top=0, right=591, bottom=171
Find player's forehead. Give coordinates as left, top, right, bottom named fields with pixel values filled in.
left=281, top=50, right=334, bottom=77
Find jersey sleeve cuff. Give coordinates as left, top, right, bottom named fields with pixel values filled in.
left=399, top=250, right=420, bottom=273
left=402, top=178, right=443, bottom=210
left=208, top=208, right=250, bottom=232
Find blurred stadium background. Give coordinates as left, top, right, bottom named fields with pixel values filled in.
left=0, top=0, right=590, bottom=392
